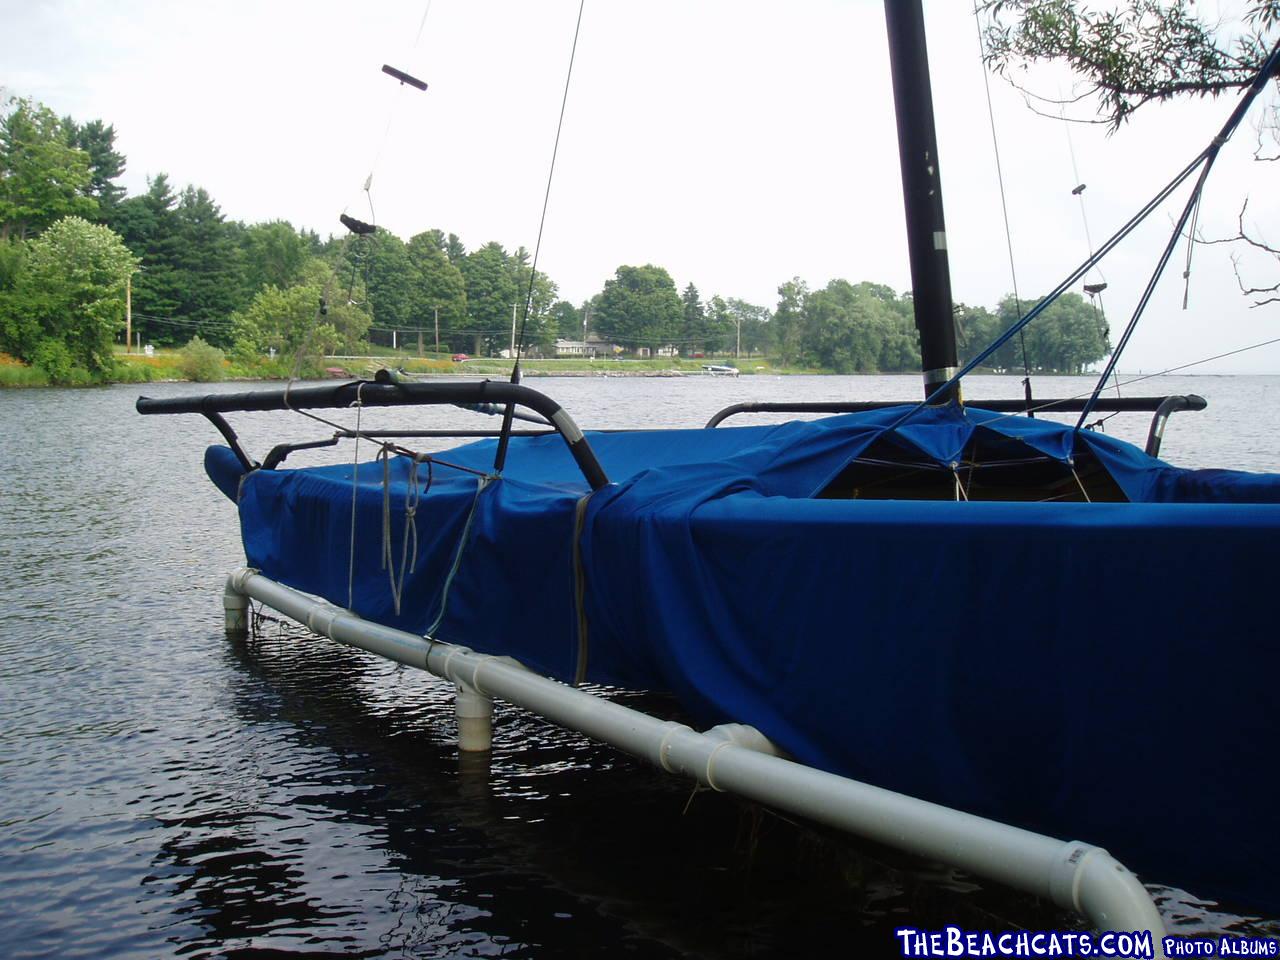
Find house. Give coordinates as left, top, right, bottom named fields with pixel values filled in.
left=555, top=335, right=621, bottom=358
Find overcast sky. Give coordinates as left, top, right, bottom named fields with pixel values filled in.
left=4, top=0, right=1278, bottom=372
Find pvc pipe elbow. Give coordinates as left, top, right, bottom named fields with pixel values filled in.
left=1050, top=843, right=1167, bottom=955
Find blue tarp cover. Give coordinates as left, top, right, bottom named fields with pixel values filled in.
left=205, top=404, right=1280, bottom=911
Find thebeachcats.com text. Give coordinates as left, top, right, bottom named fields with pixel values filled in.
left=894, top=927, right=1154, bottom=958
left=894, top=927, right=1280, bottom=959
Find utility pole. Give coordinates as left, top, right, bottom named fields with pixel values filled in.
left=125, top=273, right=132, bottom=354
left=510, top=302, right=518, bottom=356
left=735, top=315, right=741, bottom=359
left=392, top=329, right=397, bottom=351
left=417, top=324, right=423, bottom=356
left=434, top=306, right=440, bottom=354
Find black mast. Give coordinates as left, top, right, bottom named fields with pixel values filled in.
left=884, top=0, right=961, bottom=404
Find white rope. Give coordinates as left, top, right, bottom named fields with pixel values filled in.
left=381, top=450, right=427, bottom=616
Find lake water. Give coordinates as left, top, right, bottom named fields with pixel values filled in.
left=1, top=373, right=1277, bottom=959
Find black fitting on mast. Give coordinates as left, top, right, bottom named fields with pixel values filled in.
left=884, top=0, right=961, bottom=404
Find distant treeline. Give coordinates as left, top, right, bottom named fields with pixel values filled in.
left=0, top=94, right=1110, bottom=383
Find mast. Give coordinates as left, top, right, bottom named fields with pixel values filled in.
left=884, top=0, right=961, bottom=404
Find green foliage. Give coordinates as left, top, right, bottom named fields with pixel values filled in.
left=0, top=237, right=25, bottom=289
left=958, top=291, right=1110, bottom=373
left=179, top=335, right=226, bottom=382
left=109, top=174, right=184, bottom=339
left=0, top=357, right=49, bottom=387
left=63, top=117, right=126, bottom=213
left=171, top=185, right=247, bottom=345
left=506, top=246, right=558, bottom=351
left=771, top=278, right=809, bottom=364
left=0, top=97, right=97, bottom=240
left=31, top=338, right=82, bottom=383
left=982, top=1, right=1279, bottom=126
left=0, top=215, right=138, bottom=375
left=340, top=230, right=413, bottom=334
left=241, top=220, right=311, bottom=291
left=106, top=359, right=159, bottom=384
left=680, top=283, right=708, bottom=350
left=110, top=176, right=250, bottom=347
left=550, top=299, right=582, bottom=339
left=406, top=231, right=468, bottom=350
left=592, top=264, right=683, bottom=349
left=230, top=261, right=370, bottom=364
left=459, top=241, right=520, bottom=354
left=770, top=279, right=919, bottom=373
left=724, top=298, right=773, bottom=356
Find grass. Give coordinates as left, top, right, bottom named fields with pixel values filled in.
left=2, top=342, right=816, bottom=389
left=0, top=353, right=50, bottom=386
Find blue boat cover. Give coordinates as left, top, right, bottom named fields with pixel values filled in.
left=205, top=403, right=1280, bottom=911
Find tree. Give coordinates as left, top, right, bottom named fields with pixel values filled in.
left=724, top=298, right=772, bottom=358
left=772, top=278, right=809, bottom=364
left=773, top=280, right=919, bottom=373
left=406, top=231, right=468, bottom=351
left=63, top=117, right=126, bottom=215
left=981, top=1, right=1279, bottom=128
left=550, top=299, right=581, bottom=340
left=0, top=216, right=138, bottom=377
left=680, top=283, right=707, bottom=351
left=956, top=302, right=1014, bottom=370
left=983, top=4, right=1280, bottom=308
left=988, top=291, right=1111, bottom=373
left=230, top=260, right=369, bottom=363
left=506, top=245, right=558, bottom=352
left=0, top=97, right=96, bottom=241
left=336, top=229, right=414, bottom=341
left=242, top=220, right=312, bottom=293
left=459, top=242, right=519, bottom=354
left=110, top=174, right=185, bottom=341
left=592, top=264, right=683, bottom=352
left=801, top=280, right=891, bottom=373
left=171, top=185, right=246, bottom=345
left=704, top=295, right=734, bottom=354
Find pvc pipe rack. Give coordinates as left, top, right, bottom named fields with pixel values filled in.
left=225, top=567, right=1168, bottom=953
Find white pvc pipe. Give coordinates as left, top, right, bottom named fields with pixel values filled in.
left=455, top=682, right=493, bottom=753
left=223, top=580, right=249, bottom=637
left=226, top=568, right=1167, bottom=951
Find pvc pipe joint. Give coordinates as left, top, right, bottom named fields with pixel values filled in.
left=456, top=681, right=493, bottom=753
left=223, top=580, right=249, bottom=637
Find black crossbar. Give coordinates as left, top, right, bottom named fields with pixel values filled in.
left=137, top=379, right=609, bottom=489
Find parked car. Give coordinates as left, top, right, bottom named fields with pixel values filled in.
left=451, top=353, right=470, bottom=362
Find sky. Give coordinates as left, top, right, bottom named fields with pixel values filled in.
left=4, top=0, right=1279, bottom=373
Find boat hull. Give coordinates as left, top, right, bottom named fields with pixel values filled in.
left=206, top=407, right=1280, bottom=911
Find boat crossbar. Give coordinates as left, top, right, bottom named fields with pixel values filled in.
left=706, top=395, right=1206, bottom=458
left=224, top=567, right=1168, bottom=950
left=136, top=373, right=609, bottom=490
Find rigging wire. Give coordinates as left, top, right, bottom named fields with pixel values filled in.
left=970, top=332, right=1280, bottom=435
left=888, top=36, right=1280, bottom=437
left=972, top=4, right=1033, bottom=412
left=1076, top=36, right=1280, bottom=429
left=513, top=0, right=587, bottom=370
left=1056, top=80, right=1122, bottom=426
left=493, top=0, right=587, bottom=474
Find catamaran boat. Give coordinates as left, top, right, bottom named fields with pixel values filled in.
left=139, top=1, right=1280, bottom=937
